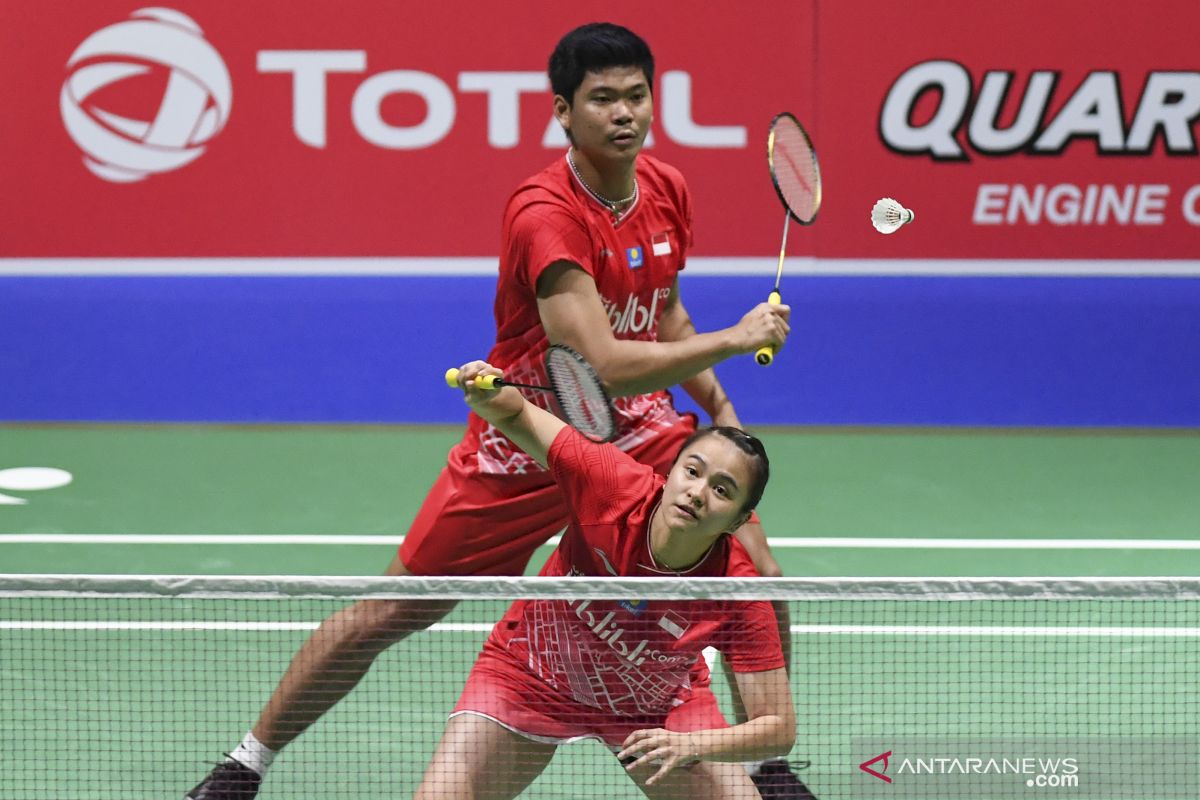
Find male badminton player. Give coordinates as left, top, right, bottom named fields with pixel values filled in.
left=187, top=22, right=810, bottom=800
left=413, top=361, right=795, bottom=800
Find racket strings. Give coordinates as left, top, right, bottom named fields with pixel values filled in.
left=545, top=348, right=616, bottom=443
left=770, top=120, right=821, bottom=223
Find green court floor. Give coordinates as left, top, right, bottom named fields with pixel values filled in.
left=2, top=425, right=1198, bottom=799
left=1, top=424, right=1197, bottom=576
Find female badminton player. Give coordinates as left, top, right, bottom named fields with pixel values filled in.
left=413, top=360, right=796, bottom=800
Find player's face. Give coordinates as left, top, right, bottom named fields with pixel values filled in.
left=662, top=435, right=755, bottom=538
left=555, top=66, right=652, bottom=164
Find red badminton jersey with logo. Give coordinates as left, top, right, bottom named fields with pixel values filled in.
left=400, top=152, right=709, bottom=577
left=466, top=152, right=693, bottom=475
left=452, top=427, right=783, bottom=743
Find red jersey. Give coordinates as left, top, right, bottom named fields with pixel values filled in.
left=462, top=153, right=693, bottom=474
left=480, top=428, right=784, bottom=719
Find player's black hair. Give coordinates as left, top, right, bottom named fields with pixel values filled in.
left=674, top=426, right=771, bottom=514
left=548, top=22, right=655, bottom=104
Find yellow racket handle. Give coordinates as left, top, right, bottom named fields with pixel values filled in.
left=444, top=368, right=498, bottom=390
left=754, top=290, right=783, bottom=366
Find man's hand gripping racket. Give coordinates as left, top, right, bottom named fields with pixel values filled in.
left=445, top=344, right=618, bottom=443
left=757, top=112, right=822, bottom=366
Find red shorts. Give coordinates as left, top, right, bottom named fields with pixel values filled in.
left=451, top=648, right=726, bottom=749
left=399, top=417, right=698, bottom=576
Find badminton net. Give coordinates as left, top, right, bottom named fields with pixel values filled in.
left=2, top=574, right=1198, bottom=799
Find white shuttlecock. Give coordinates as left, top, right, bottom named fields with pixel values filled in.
left=871, top=197, right=915, bottom=234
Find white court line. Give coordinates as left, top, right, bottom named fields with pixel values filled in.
left=765, top=538, right=1200, bottom=550
left=0, top=621, right=488, bottom=632
left=2, top=621, right=1198, bottom=636
left=2, top=534, right=1199, bottom=550
left=2, top=257, right=1199, bottom=277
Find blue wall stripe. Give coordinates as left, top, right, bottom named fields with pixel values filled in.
left=2, top=275, right=1197, bottom=426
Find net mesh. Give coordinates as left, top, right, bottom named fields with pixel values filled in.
left=2, top=575, right=1198, bottom=800
left=545, top=346, right=615, bottom=443
left=769, top=115, right=821, bottom=223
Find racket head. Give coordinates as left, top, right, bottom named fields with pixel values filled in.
left=768, top=112, right=822, bottom=225
left=543, top=344, right=617, bottom=443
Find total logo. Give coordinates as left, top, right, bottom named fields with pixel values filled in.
left=60, top=8, right=232, bottom=182
left=61, top=8, right=745, bottom=183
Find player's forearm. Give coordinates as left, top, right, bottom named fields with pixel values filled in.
left=680, top=371, right=739, bottom=426
left=659, top=303, right=741, bottom=424
left=595, top=332, right=741, bottom=396
left=687, top=716, right=795, bottom=762
left=471, top=399, right=522, bottom=438
left=472, top=398, right=563, bottom=468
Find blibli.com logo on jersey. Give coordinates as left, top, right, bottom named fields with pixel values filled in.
left=602, top=287, right=671, bottom=336
left=568, top=599, right=691, bottom=668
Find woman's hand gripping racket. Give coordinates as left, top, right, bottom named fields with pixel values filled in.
left=757, top=112, right=822, bottom=366
left=445, top=344, right=617, bottom=443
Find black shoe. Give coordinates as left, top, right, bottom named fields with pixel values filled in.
left=751, top=759, right=818, bottom=800
left=185, top=759, right=262, bottom=800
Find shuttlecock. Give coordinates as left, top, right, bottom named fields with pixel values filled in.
left=871, top=197, right=915, bottom=234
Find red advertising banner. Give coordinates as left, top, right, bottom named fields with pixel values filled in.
left=1, top=0, right=1195, bottom=262
left=1, top=2, right=813, bottom=258
left=817, top=0, right=1200, bottom=261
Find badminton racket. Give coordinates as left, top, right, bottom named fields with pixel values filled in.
left=757, top=112, right=822, bottom=366
left=445, top=344, right=617, bottom=443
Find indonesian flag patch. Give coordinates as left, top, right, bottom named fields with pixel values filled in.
left=652, top=231, right=672, bottom=256
left=658, top=610, right=689, bottom=639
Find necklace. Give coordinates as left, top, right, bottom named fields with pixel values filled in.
left=567, top=149, right=638, bottom=218
left=645, top=500, right=720, bottom=575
